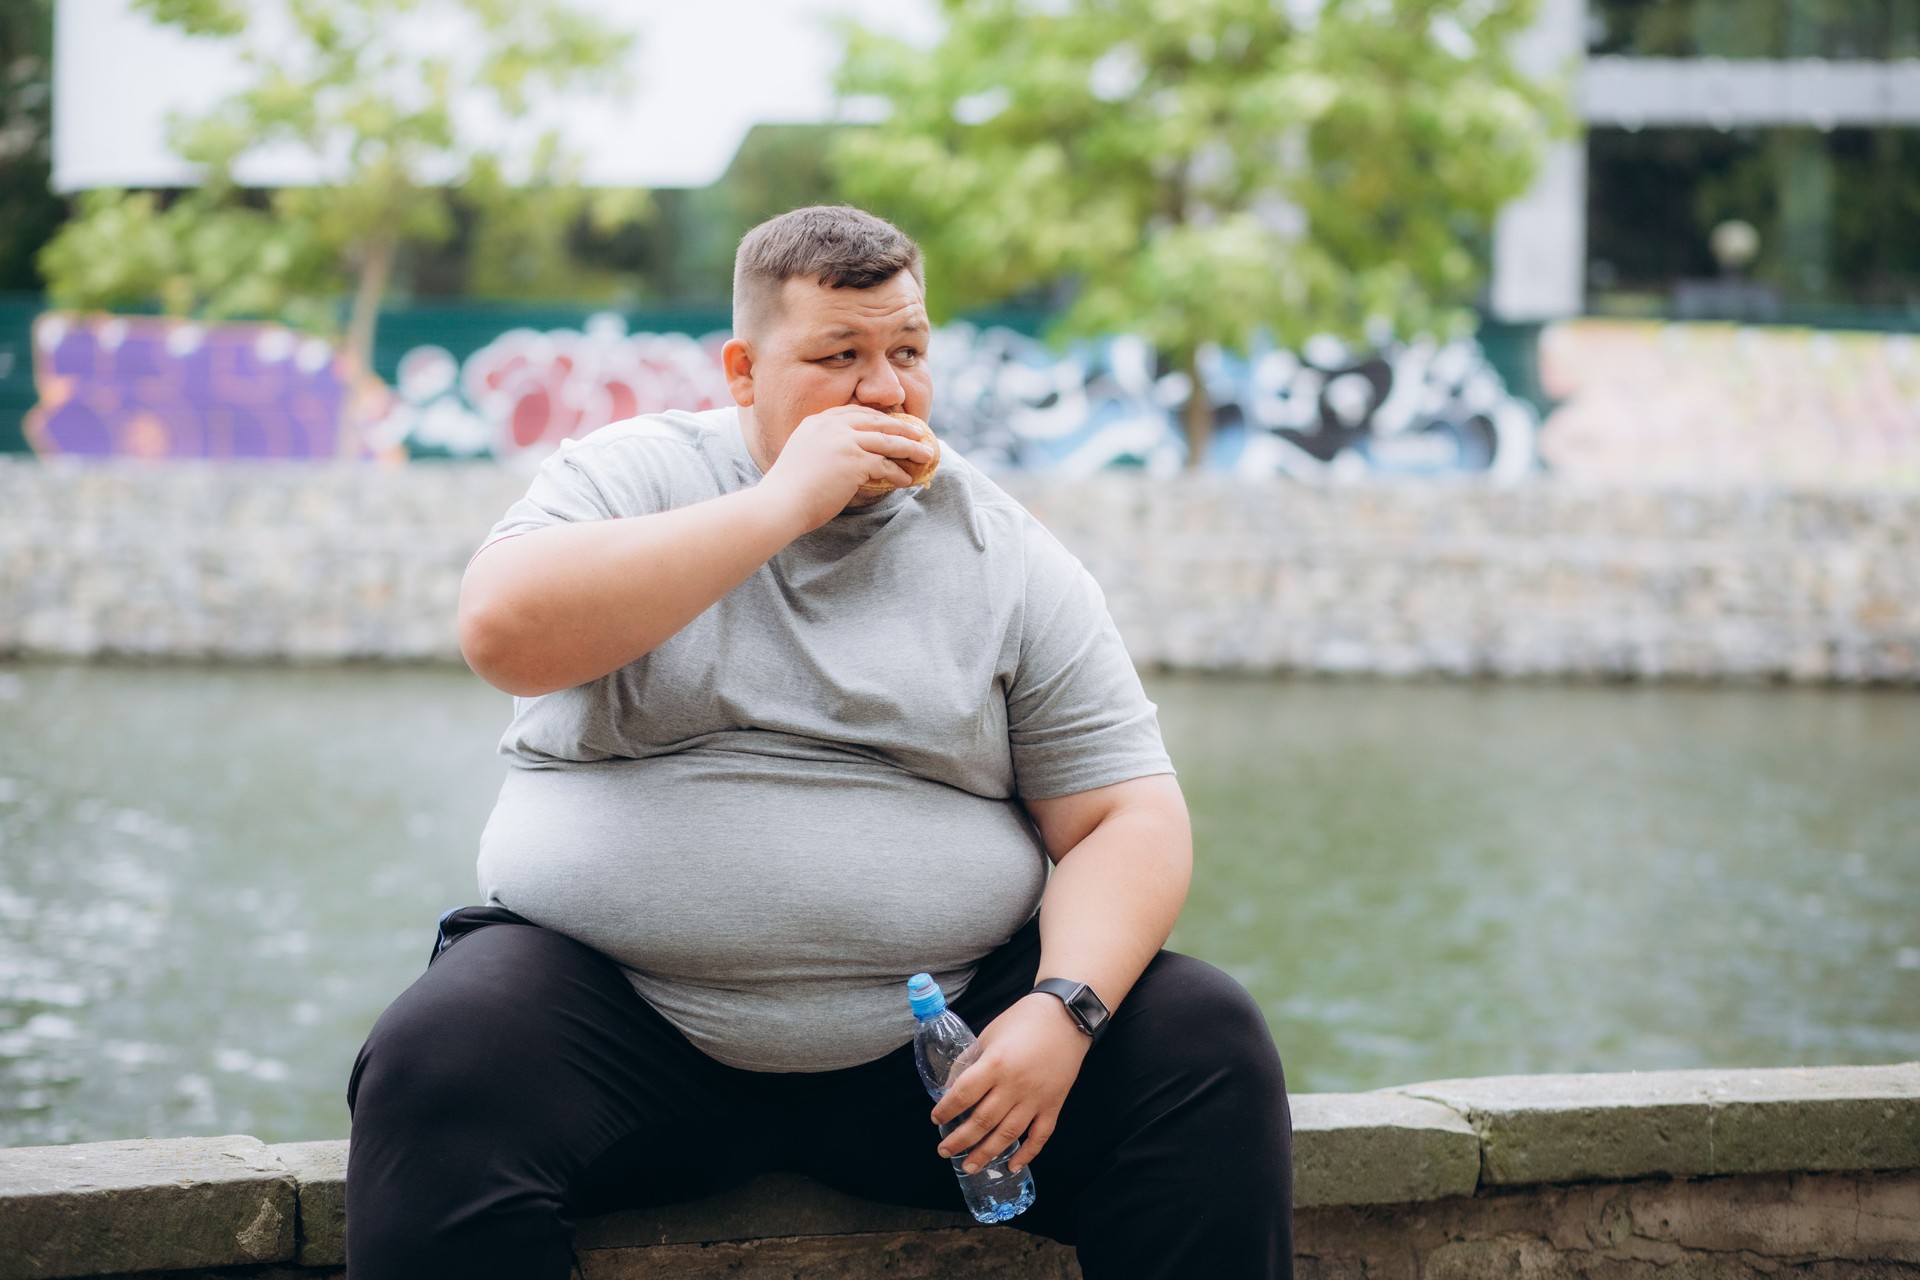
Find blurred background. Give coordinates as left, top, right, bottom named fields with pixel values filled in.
left=0, top=0, right=1915, bottom=1148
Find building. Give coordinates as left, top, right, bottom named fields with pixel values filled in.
left=1498, top=0, right=1920, bottom=326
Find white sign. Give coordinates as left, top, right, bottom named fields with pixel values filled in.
left=52, top=0, right=937, bottom=192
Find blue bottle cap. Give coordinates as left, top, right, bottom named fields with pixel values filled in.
left=906, top=972, right=946, bottom=1018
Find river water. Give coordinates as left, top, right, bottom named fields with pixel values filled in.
left=0, top=662, right=1915, bottom=1147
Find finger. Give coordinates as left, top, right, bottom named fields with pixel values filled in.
left=853, top=429, right=935, bottom=463
left=828, top=405, right=917, bottom=435
left=1008, top=1112, right=1056, bottom=1173
left=936, top=1087, right=1011, bottom=1156
left=962, top=1108, right=1035, bottom=1175
left=877, top=416, right=932, bottom=440
left=854, top=450, right=918, bottom=492
left=930, top=1068, right=992, bottom=1127
left=938, top=1090, right=1026, bottom=1166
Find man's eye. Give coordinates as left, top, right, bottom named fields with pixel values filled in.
left=815, top=351, right=855, bottom=365
left=893, top=347, right=921, bottom=364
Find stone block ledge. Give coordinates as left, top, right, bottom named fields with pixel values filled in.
left=6, top=463, right=1918, bottom=683
left=0, top=1064, right=1915, bottom=1280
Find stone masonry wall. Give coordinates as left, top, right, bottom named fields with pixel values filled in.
left=2, top=459, right=1917, bottom=681
left=2, top=1065, right=1917, bottom=1279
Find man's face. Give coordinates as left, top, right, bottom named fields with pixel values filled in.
left=726, top=270, right=933, bottom=474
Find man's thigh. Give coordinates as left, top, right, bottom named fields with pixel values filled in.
left=348, top=917, right=777, bottom=1216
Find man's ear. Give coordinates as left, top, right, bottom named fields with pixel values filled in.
left=721, top=337, right=756, bottom=407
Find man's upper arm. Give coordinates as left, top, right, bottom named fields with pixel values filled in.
left=1005, top=521, right=1173, bottom=800
left=1023, top=773, right=1186, bottom=864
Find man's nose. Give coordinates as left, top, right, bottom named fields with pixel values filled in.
left=853, top=354, right=904, bottom=407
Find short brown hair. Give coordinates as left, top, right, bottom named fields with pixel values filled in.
left=732, top=205, right=924, bottom=338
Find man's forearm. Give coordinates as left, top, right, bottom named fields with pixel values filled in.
left=1032, top=787, right=1193, bottom=1018
left=458, top=486, right=806, bottom=696
left=930, top=779, right=1191, bottom=1171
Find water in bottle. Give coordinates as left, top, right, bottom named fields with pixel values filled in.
left=906, top=972, right=1037, bottom=1224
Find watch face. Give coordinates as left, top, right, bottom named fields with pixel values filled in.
left=1035, top=978, right=1111, bottom=1038
left=1069, top=985, right=1111, bottom=1035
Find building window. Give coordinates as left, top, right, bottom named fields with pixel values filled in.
left=1587, top=126, right=1920, bottom=315
left=1589, top=0, right=1920, bottom=60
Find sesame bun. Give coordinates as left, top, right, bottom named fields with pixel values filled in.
left=855, top=412, right=941, bottom=495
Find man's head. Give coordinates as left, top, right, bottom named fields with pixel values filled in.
left=731, top=205, right=925, bottom=342
left=722, top=206, right=933, bottom=477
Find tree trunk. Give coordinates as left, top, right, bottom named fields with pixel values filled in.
left=344, top=232, right=395, bottom=377
left=339, top=232, right=396, bottom=458
left=1182, top=349, right=1212, bottom=470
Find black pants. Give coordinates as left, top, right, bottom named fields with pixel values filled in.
left=345, top=909, right=1293, bottom=1280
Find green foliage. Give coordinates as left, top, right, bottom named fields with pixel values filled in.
left=38, top=0, right=638, bottom=364
left=834, top=0, right=1572, bottom=364
left=461, top=169, right=653, bottom=303
left=0, top=0, right=63, bottom=292
left=39, top=188, right=337, bottom=330
left=663, top=124, right=847, bottom=303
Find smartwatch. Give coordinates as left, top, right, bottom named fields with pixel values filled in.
left=1031, top=978, right=1112, bottom=1042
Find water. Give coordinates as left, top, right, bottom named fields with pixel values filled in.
left=0, top=662, right=1915, bottom=1147
left=950, top=1148, right=1037, bottom=1223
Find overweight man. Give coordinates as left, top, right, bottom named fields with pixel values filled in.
left=344, top=205, right=1293, bottom=1280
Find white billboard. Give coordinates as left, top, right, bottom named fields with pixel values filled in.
left=52, top=0, right=935, bottom=192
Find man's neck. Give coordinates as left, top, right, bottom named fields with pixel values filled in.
left=737, top=405, right=774, bottom=475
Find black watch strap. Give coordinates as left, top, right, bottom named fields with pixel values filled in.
left=1031, top=978, right=1112, bottom=1042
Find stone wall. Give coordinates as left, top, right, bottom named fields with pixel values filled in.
left=3, top=459, right=1917, bottom=682
left=2, top=1065, right=1916, bottom=1279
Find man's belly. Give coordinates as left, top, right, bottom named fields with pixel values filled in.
left=475, top=748, right=1050, bottom=1072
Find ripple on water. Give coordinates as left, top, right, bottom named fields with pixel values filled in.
left=3, top=664, right=1919, bottom=1139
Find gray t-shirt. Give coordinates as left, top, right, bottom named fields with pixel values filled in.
left=474, top=407, right=1172, bottom=1071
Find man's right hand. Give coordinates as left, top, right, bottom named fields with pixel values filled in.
left=758, top=406, right=938, bottom=532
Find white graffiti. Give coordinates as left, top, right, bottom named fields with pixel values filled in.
left=372, top=315, right=731, bottom=459
left=382, top=314, right=1537, bottom=481
left=927, top=325, right=1538, bottom=481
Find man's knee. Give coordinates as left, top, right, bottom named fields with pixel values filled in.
left=350, top=980, right=495, bottom=1129
left=1122, top=952, right=1288, bottom=1100
left=349, top=923, right=596, bottom=1124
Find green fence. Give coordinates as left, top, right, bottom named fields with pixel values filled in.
left=0, top=295, right=40, bottom=453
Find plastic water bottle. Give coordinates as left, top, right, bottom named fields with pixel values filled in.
left=906, top=972, right=1037, bottom=1224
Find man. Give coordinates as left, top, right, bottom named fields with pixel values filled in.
left=345, top=205, right=1292, bottom=1279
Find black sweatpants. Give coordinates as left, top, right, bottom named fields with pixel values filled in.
left=345, top=908, right=1294, bottom=1280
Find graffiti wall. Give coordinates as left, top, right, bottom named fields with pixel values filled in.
left=20, top=305, right=1542, bottom=478
left=1538, top=320, right=1920, bottom=489
left=922, top=326, right=1537, bottom=481
left=24, top=308, right=1920, bottom=489
left=379, top=314, right=1540, bottom=482
left=26, top=315, right=382, bottom=460
left=369, top=316, right=732, bottom=460
left=388, top=316, right=1920, bottom=488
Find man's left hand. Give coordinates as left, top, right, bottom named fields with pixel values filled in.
left=928, top=992, right=1092, bottom=1174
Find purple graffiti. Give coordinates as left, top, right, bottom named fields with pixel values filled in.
left=26, top=315, right=379, bottom=460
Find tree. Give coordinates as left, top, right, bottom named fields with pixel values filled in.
left=833, top=0, right=1570, bottom=464
left=39, top=0, right=635, bottom=372
left=0, top=0, right=64, bottom=291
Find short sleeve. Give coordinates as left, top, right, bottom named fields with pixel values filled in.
left=1006, top=520, right=1174, bottom=800
left=475, top=434, right=677, bottom=555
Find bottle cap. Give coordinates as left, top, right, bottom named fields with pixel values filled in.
left=906, top=972, right=946, bottom=1018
